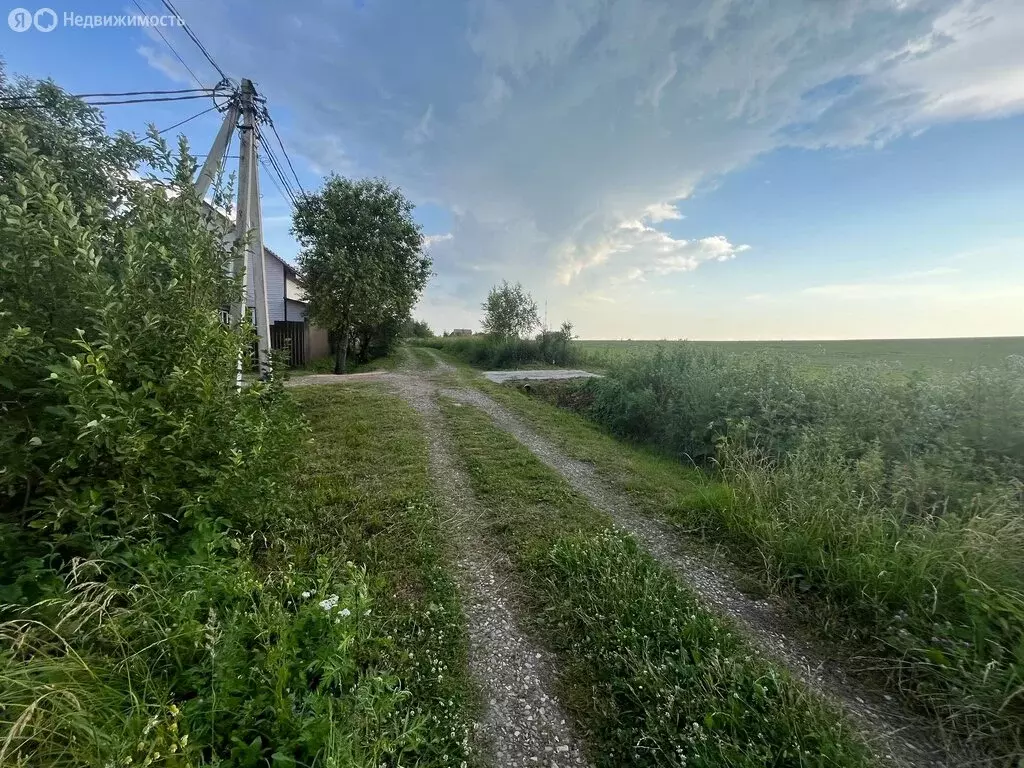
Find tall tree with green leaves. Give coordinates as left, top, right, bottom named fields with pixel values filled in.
left=0, top=65, right=154, bottom=228
left=481, top=281, right=540, bottom=339
left=293, top=175, right=431, bottom=373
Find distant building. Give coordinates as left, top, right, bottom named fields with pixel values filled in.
left=450, top=328, right=473, bottom=337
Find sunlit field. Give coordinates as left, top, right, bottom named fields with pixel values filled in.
left=578, top=337, right=1024, bottom=374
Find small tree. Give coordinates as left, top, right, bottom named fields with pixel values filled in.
left=481, top=281, right=539, bottom=339
left=404, top=318, right=433, bottom=338
left=293, top=175, right=430, bottom=373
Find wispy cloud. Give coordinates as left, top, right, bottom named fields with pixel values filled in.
left=424, top=232, right=454, bottom=248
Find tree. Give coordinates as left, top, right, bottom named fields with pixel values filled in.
left=404, top=318, right=433, bottom=338
left=0, top=66, right=155, bottom=230
left=481, top=281, right=540, bottom=339
left=293, top=176, right=430, bottom=373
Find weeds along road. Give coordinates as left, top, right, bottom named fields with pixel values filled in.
left=287, top=347, right=976, bottom=768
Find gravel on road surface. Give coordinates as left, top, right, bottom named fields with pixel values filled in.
left=388, top=373, right=591, bottom=768
left=483, top=370, right=601, bottom=384
left=444, top=385, right=967, bottom=768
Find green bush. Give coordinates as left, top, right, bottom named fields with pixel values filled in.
left=0, top=88, right=456, bottom=766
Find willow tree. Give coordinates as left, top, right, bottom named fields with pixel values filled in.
left=293, top=175, right=430, bottom=373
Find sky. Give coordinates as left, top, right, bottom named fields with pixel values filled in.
left=3, top=0, right=1023, bottom=340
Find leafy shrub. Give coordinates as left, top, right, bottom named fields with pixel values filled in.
left=0, top=84, right=466, bottom=767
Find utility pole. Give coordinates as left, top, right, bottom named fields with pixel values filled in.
left=196, top=80, right=273, bottom=383
left=235, top=79, right=273, bottom=379
left=194, top=101, right=238, bottom=199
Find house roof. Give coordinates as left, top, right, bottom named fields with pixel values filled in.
left=200, top=199, right=301, bottom=280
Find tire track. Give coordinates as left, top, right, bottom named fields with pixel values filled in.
left=442, top=385, right=972, bottom=768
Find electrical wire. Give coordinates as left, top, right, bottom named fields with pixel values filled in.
left=260, top=151, right=296, bottom=208
left=258, top=156, right=292, bottom=206
left=0, top=87, right=212, bottom=102
left=262, top=107, right=305, bottom=195
left=158, top=0, right=230, bottom=82
left=255, top=127, right=293, bottom=194
left=158, top=103, right=220, bottom=134
left=130, top=0, right=206, bottom=90
left=261, top=139, right=297, bottom=203
left=255, top=130, right=297, bottom=207
left=78, top=94, right=217, bottom=106
left=0, top=93, right=217, bottom=111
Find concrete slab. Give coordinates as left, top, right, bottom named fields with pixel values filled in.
left=483, top=369, right=601, bottom=384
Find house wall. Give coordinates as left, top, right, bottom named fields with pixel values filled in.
left=284, top=299, right=307, bottom=322
left=246, top=253, right=287, bottom=324
left=285, top=275, right=306, bottom=302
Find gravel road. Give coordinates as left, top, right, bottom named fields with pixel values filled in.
left=287, top=350, right=976, bottom=768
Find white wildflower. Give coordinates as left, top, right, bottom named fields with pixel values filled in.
left=318, top=594, right=340, bottom=611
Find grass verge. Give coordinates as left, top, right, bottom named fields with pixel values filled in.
left=291, top=384, right=478, bottom=767
left=290, top=348, right=405, bottom=376
left=407, top=345, right=439, bottom=369
left=475, top=378, right=732, bottom=523
left=440, top=397, right=871, bottom=767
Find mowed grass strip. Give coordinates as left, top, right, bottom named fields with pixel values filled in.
left=292, top=385, right=478, bottom=766
left=440, top=398, right=871, bottom=767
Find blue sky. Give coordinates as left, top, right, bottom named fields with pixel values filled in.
left=4, top=0, right=1023, bottom=339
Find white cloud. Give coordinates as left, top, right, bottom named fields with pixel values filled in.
left=406, top=104, right=435, bottom=145
left=643, top=201, right=684, bottom=223
left=882, top=0, right=1024, bottom=123
left=892, top=266, right=961, bottom=279
left=424, top=232, right=454, bottom=248
left=137, top=45, right=193, bottom=85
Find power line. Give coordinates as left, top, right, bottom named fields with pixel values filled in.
left=261, top=139, right=297, bottom=203
left=260, top=148, right=297, bottom=207
left=0, top=87, right=213, bottom=102
left=255, top=129, right=297, bottom=207
left=262, top=106, right=305, bottom=195
left=158, top=0, right=229, bottom=82
left=158, top=103, right=220, bottom=134
left=258, top=156, right=292, bottom=205
left=78, top=94, right=216, bottom=106
left=131, top=0, right=205, bottom=90
left=1, top=93, right=217, bottom=111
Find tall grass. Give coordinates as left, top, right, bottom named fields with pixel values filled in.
left=533, top=345, right=1024, bottom=756
left=415, top=330, right=579, bottom=368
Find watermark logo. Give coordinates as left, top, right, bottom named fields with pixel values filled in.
left=33, top=7, right=56, bottom=31
left=8, top=7, right=181, bottom=31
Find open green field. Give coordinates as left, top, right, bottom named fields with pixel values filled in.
left=578, top=336, right=1024, bottom=373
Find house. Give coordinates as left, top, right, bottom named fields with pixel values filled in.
left=202, top=201, right=329, bottom=367
left=450, top=328, right=473, bottom=337
left=245, top=247, right=330, bottom=367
